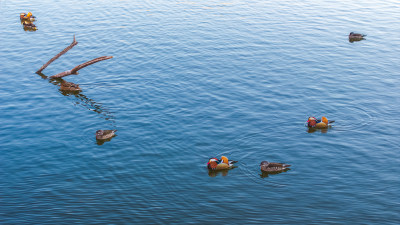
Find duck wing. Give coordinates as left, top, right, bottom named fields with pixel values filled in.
left=215, top=163, right=231, bottom=170
left=268, top=162, right=291, bottom=168
left=103, top=130, right=117, bottom=135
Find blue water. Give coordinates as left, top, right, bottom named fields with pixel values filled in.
left=1, top=0, right=400, bottom=224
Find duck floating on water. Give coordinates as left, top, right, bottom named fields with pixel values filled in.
left=207, top=156, right=238, bottom=170
left=60, top=81, right=81, bottom=92
left=96, top=130, right=117, bottom=140
left=349, top=32, right=366, bottom=42
left=260, top=161, right=291, bottom=172
left=20, top=12, right=36, bottom=21
left=22, top=21, right=37, bottom=31
left=306, top=116, right=334, bottom=129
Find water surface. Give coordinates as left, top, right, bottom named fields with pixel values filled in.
left=1, top=0, right=400, bottom=224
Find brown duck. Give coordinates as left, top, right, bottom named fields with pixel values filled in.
left=260, top=161, right=291, bottom=172
left=96, top=130, right=117, bottom=140
left=349, top=32, right=366, bottom=42
left=60, top=81, right=81, bottom=91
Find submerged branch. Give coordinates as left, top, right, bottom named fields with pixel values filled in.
left=49, top=56, right=113, bottom=79
left=36, top=35, right=78, bottom=74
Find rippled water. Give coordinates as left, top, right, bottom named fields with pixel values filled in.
left=1, top=0, right=400, bottom=224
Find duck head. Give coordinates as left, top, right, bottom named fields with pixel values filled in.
left=96, top=130, right=104, bottom=137
left=207, top=158, right=219, bottom=170
left=260, top=161, right=270, bottom=167
left=307, top=117, right=317, bottom=127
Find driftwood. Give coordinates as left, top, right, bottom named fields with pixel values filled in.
left=49, top=56, right=113, bottom=79
left=36, top=35, right=78, bottom=74
left=36, top=35, right=113, bottom=78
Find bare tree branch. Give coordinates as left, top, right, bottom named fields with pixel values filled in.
left=49, top=56, right=113, bottom=79
left=36, top=35, right=78, bottom=74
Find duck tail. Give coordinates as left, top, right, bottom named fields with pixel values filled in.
left=328, top=120, right=335, bottom=124
left=283, top=164, right=291, bottom=167
left=230, top=160, right=238, bottom=164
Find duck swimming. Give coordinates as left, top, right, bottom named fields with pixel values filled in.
left=207, top=156, right=238, bottom=170
left=20, top=12, right=36, bottom=21
left=306, top=116, right=334, bottom=129
left=96, top=130, right=117, bottom=140
left=260, top=161, right=291, bottom=172
left=22, top=21, right=37, bottom=30
left=349, top=32, right=366, bottom=42
left=60, top=81, right=81, bottom=91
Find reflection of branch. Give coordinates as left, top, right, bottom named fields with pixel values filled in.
left=49, top=56, right=113, bottom=79
left=36, top=71, right=115, bottom=121
left=71, top=91, right=116, bottom=122
left=36, top=35, right=78, bottom=74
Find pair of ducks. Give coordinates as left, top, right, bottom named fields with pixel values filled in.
left=207, top=156, right=291, bottom=173
left=20, top=12, right=37, bottom=31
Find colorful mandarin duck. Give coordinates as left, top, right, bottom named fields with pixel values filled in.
left=260, top=161, right=291, bottom=172
left=96, top=130, right=117, bottom=140
left=306, top=116, right=334, bottom=129
left=207, top=156, right=238, bottom=170
left=20, top=12, right=36, bottom=21
left=20, top=12, right=37, bottom=31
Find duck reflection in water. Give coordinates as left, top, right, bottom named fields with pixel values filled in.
left=208, top=169, right=231, bottom=177
left=260, top=169, right=290, bottom=178
left=307, top=127, right=330, bottom=133
left=96, top=136, right=117, bottom=145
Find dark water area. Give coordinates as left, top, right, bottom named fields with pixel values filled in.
left=1, top=0, right=400, bottom=224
